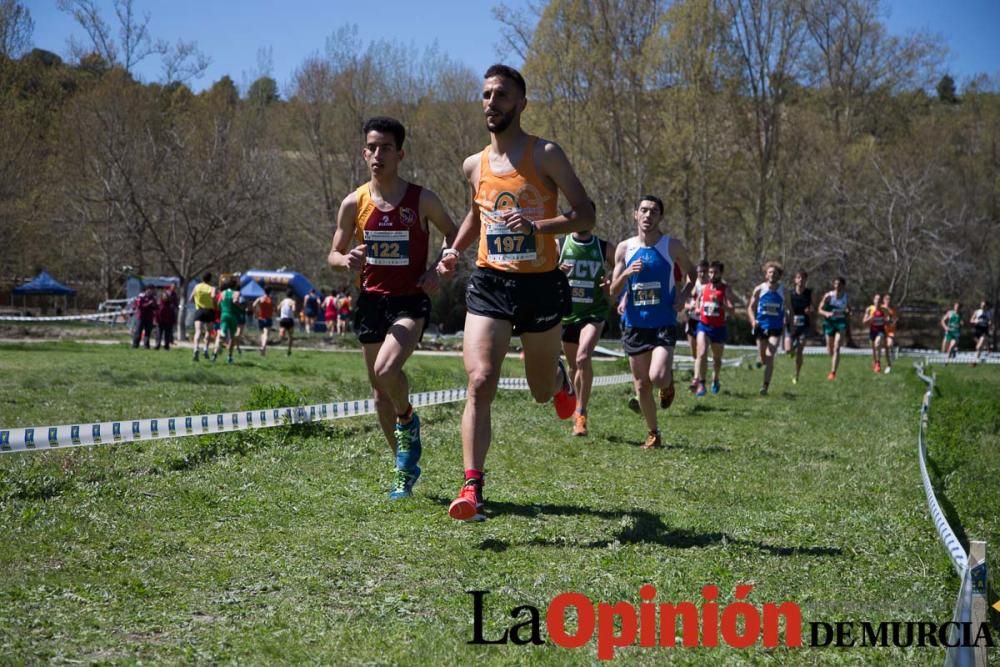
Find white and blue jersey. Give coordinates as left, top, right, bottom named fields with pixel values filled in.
left=755, top=282, right=786, bottom=331
left=622, top=236, right=677, bottom=329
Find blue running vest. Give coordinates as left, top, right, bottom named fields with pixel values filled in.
left=622, top=236, right=677, bottom=329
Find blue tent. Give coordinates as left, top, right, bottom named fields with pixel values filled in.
left=13, top=271, right=76, bottom=296
left=240, top=270, right=316, bottom=299
left=126, top=276, right=180, bottom=300
left=239, top=279, right=265, bottom=301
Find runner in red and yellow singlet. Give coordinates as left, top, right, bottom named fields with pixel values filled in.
left=328, top=117, right=457, bottom=501
left=436, top=64, right=594, bottom=521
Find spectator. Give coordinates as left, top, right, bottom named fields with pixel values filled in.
left=132, top=285, right=157, bottom=349
left=155, top=284, right=179, bottom=350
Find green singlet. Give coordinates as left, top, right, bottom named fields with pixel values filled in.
left=559, top=234, right=610, bottom=324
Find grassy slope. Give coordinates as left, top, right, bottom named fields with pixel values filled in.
left=0, top=342, right=995, bottom=665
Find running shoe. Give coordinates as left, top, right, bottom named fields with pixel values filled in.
left=883, top=366, right=891, bottom=375
left=659, top=383, right=675, bottom=409
left=573, top=413, right=588, bottom=437
left=873, top=362, right=881, bottom=373
left=827, top=372, right=836, bottom=381
left=695, top=382, right=707, bottom=397
left=226, top=356, right=233, bottom=365
left=759, top=384, right=769, bottom=396
left=627, top=396, right=641, bottom=413
left=791, top=376, right=798, bottom=385
left=711, top=379, right=721, bottom=395
left=193, top=351, right=200, bottom=362
left=553, top=360, right=576, bottom=420
left=448, top=479, right=485, bottom=521
left=688, top=377, right=699, bottom=392
left=388, top=466, right=421, bottom=500
left=642, top=430, right=663, bottom=449
left=394, top=413, right=422, bottom=471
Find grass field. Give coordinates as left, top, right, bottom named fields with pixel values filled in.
left=0, top=341, right=996, bottom=665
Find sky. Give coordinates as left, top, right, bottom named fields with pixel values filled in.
left=27, top=0, right=1000, bottom=94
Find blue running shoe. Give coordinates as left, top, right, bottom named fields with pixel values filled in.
left=389, top=466, right=421, bottom=500
left=394, top=412, right=422, bottom=471
left=711, top=379, right=720, bottom=395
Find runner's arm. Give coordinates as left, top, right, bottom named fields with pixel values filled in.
left=523, top=141, right=593, bottom=235
left=669, top=238, right=697, bottom=313
left=747, top=287, right=761, bottom=328
left=328, top=193, right=366, bottom=272
left=608, top=240, right=636, bottom=299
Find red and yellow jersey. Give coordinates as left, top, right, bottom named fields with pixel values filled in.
left=354, top=182, right=428, bottom=296
left=475, top=136, right=558, bottom=273
left=865, top=305, right=886, bottom=329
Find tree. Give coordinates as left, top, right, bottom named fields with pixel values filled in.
left=247, top=76, right=279, bottom=106
left=936, top=74, right=957, bottom=104
left=0, top=0, right=32, bottom=59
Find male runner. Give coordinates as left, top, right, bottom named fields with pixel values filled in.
left=437, top=65, right=593, bottom=521
left=971, top=300, right=992, bottom=365
left=694, top=261, right=733, bottom=396
left=609, top=196, right=696, bottom=448
left=212, top=276, right=241, bottom=364
left=253, top=286, right=274, bottom=355
left=786, top=270, right=813, bottom=384
left=328, top=116, right=457, bottom=500
left=862, top=293, right=891, bottom=374
left=940, top=302, right=962, bottom=358
left=818, top=277, right=851, bottom=380
left=882, top=292, right=898, bottom=362
left=190, top=272, right=216, bottom=362
left=277, top=290, right=296, bottom=356
left=747, top=262, right=790, bottom=396
left=558, top=221, right=613, bottom=436
left=684, top=261, right=709, bottom=380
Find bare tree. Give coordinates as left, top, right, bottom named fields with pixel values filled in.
left=0, top=0, right=32, bottom=59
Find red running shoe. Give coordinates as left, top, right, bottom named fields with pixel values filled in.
left=659, top=382, right=675, bottom=409
left=553, top=360, right=576, bottom=420
left=448, top=479, right=484, bottom=521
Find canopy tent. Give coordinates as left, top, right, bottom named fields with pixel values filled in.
left=10, top=270, right=77, bottom=314
left=238, top=279, right=265, bottom=301
left=13, top=271, right=76, bottom=296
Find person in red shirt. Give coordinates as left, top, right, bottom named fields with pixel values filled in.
left=328, top=116, right=457, bottom=501
left=154, top=284, right=178, bottom=350
left=693, top=261, right=734, bottom=396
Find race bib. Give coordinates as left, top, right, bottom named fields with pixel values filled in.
left=632, top=281, right=661, bottom=307
left=485, top=218, right=537, bottom=262
left=793, top=315, right=806, bottom=327
left=832, top=309, right=846, bottom=319
left=703, top=300, right=720, bottom=317
left=569, top=279, right=594, bottom=304
left=364, top=230, right=410, bottom=266
left=762, top=302, right=781, bottom=317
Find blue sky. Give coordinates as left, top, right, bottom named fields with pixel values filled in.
left=28, top=0, right=1000, bottom=94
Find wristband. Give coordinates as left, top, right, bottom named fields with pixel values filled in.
left=442, top=248, right=459, bottom=259
left=527, top=220, right=537, bottom=236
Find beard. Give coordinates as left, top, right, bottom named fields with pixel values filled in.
left=485, top=108, right=515, bottom=133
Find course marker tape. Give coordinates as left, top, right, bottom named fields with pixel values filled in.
left=0, top=311, right=124, bottom=322
left=2, top=372, right=643, bottom=454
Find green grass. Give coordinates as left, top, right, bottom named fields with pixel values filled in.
left=0, top=342, right=996, bottom=664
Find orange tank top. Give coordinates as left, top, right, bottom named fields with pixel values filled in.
left=475, top=136, right=558, bottom=273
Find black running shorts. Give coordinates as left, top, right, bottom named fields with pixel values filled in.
left=561, top=317, right=607, bottom=344
left=194, top=308, right=215, bottom=324
left=465, top=267, right=571, bottom=335
left=622, top=325, right=677, bottom=356
left=354, top=291, right=432, bottom=344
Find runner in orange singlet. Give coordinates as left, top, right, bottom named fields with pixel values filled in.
left=437, top=64, right=594, bottom=521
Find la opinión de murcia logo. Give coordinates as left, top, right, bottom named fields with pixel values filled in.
left=467, top=585, right=995, bottom=661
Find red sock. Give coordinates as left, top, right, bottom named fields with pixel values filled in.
left=464, top=469, right=483, bottom=484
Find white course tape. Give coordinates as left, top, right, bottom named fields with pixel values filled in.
left=913, top=364, right=968, bottom=576
left=0, top=311, right=125, bottom=322
left=1, top=376, right=643, bottom=454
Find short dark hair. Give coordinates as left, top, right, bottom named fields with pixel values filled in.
left=710, top=261, right=724, bottom=273
left=635, top=195, right=664, bottom=215
left=264, top=286, right=271, bottom=296
left=202, top=272, right=212, bottom=283
left=796, top=270, right=808, bottom=280
left=484, top=64, right=526, bottom=97
left=363, top=116, right=406, bottom=149
left=835, top=276, right=846, bottom=286
left=698, top=259, right=710, bottom=269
